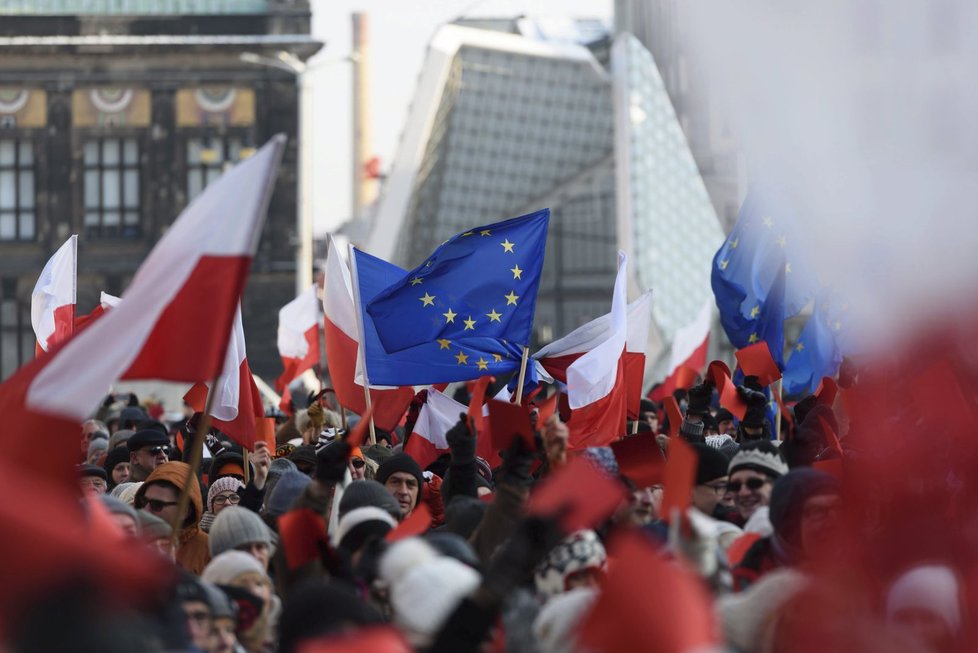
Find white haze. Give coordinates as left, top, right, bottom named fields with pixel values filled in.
left=684, top=1, right=978, bottom=351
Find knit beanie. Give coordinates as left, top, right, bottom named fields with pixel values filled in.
left=581, top=447, right=619, bottom=476
left=364, top=443, right=393, bottom=464
left=692, top=443, right=731, bottom=485
left=103, top=445, right=131, bottom=481
left=728, top=441, right=788, bottom=479
left=109, top=428, right=135, bottom=450
left=209, top=506, right=278, bottom=559
left=338, top=480, right=402, bottom=521
left=533, top=530, right=607, bottom=600
left=379, top=538, right=481, bottom=647
left=137, top=510, right=173, bottom=541
left=375, top=454, right=424, bottom=506
left=112, top=481, right=143, bottom=505
left=265, top=469, right=312, bottom=518
left=289, top=445, right=318, bottom=472
left=202, top=550, right=268, bottom=586
left=87, top=437, right=108, bottom=462
left=207, top=476, right=245, bottom=513
left=336, top=506, right=397, bottom=553
left=100, top=494, right=140, bottom=532
left=264, top=457, right=298, bottom=500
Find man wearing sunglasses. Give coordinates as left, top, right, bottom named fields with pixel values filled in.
left=134, top=461, right=210, bottom=575
left=725, top=441, right=789, bottom=525
left=126, top=428, right=171, bottom=482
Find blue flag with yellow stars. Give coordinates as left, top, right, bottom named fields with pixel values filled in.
left=782, top=289, right=849, bottom=396
left=366, top=209, right=550, bottom=354
left=352, top=247, right=527, bottom=387
left=712, top=189, right=815, bottom=367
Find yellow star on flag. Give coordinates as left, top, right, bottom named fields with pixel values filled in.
left=437, top=339, right=451, bottom=350
left=776, top=234, right=787, bottom=248
left=455, top=351, right=469, bottom=365
left=462, top=231, right=473, bottom=237
left=750, top=305, right=760, bottom=318
left=486, top=309, right=502, bottom=323
left=719, top=260, right=729, bottom=271
left=833, top=320, right=842, bottom=331
left=504, top=291, right=519, bottom=306
left=500, top=239, right=515, bottom=253
left=492, top=354, right=503, bottom=363
left=463, top=316, right=476, bottom=330
left=480, top=229, right=491, bottom=236
left=442, top=308, right=457, bottom=323
left=796, top=342, right=805, bottom=352
left=731, top=238, right=739, bottom=249
left=511, top=264, right=523, bottom=280
left=409, top=277, right=423, bottom=286
left=762, top=216, right=774, bottom=227
left=419, top=293, right=435, bottom=307
left=476, top=358, right=489, bottom=371
left=785, top=262, right=792, bottom=274
left=748, top=332, right=760, bottom=344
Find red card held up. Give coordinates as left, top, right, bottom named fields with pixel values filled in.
left=298, top=626, right=413, bottom=653
left=718, top=378, right=748, bottom=421
left=609, top=435, right=665, bottom=489
left=385, top=503, right=432, bottom=542
left=735, top=342, right=782, bottom=387
left=277, top=508, right=327, bottom=571
left=346, top=404, right=375, bottom=456
left=526, top=455, right=628, bottom=534
left=487, top=399, right=536, bottom=452
left=466, top=375, right=493, bottom=435
left=706, top=360, right=731, bottom=387
left=674, top=365, right=700, bottom=391
left=256, top=417, right=276, bottom=452
left=663, top=396, right=683, bottom=439
left=659, top=437, right=697, bottom=522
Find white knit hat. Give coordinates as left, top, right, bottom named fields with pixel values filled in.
left=379, top=538, right=481, bottom=646
left=533, top=530, right=607, bottom=600
left=207, top=476, right=245, bottom=513
left=202, top=550, right=268, bottom=585
left=336, top=506, right=397, bottom=552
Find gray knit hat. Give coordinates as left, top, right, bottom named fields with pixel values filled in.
left=265, top=469, right=312, bottom=517
left=136, top=510, right=173, bottom=541
left=208, top=506, right=278, bottom=558
left=100, top=494, right=140, bottom=533
left=338, top=480, right=402, bottom=521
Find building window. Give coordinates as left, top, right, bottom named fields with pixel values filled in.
left=0, top=139, right=35, bottom=241
left=0, top=277, right=32, bottom=380
left=187, top=137, right=245, bottom=201
left=83, top=137, right=141, bottom=239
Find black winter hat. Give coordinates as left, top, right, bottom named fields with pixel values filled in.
left=103, top=445, right=131, bottom=482
left=715, top=408, right=736, bottom=424
left=692, top=443, right=730, bottom=485
left=126, top=429, right=169, bottom=452
left=769, top=468, right=840, bottom=548
left=78, top=463, right=107, bottom=481
left=375, top=453, right=424, bottom=506
left=338, top=480, right=402, bottom=521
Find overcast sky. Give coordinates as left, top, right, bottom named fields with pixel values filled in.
left=307, top=0, right=612, bottom=234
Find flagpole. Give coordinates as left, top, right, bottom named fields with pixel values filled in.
left=346, top=242, right=377, bottom=445
left=774, top=378, right=783, bottom=442
left=514, top=345, right=530, bottom=404
left=171, top=375, right=220, bottom=539
left=243, top=450, right=251, bottom=485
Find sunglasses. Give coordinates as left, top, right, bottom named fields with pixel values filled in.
left=138, top=497, right=179, bottom=512
left=351, top=458, right=365, bottom=469
left=726, top=477, right=769, bottom=493
left=144, top=445, right=170, bottom=456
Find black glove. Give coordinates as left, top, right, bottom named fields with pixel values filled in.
left=315, top=438, right=351, bottom=484
left=127, top=392, right=140, bottom=407
left=495, top=436, right=535, bottom=488
left=446, top=413, right=476, bottom=464
left=481, top=514, right=564, bottom=600
left=737, top=386, right=767, bottom=408
left=102, top=394, right=115, bottom=408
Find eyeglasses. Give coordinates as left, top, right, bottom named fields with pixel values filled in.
left=212, top=493, right=241, bottom=506
left=726, top=477, right=769, bottom=493
left=703, top=481, right=728, bottom=494
left=184, top=609, right=211, bottom=624
left=351, top=458, right=365, bottom=469
left=138, top=497, right=179, bottom=512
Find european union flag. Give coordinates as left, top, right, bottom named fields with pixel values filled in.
left=712, top=189, right=816, bottom=367
left=782, top=290, right=848, bottom=396
left=352, top=247, right=526, bottom=387
left=366, top=209, right=550, bottom=354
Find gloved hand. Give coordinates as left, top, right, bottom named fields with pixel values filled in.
left=496, top=436, right=535, bottom=488
left=446, top=413, right=476, bottom=464
left=737, top=386, right=767, bottom=409
left=481, top=514, right=565, bottom=601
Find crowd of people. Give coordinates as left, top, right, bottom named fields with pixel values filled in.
left=10, top=358, right=975, bottom=653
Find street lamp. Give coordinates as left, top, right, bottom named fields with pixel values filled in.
left=240, top=51, right=356, bottom=296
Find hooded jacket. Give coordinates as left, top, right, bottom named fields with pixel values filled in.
left=135, top=461, right=211, bottom=575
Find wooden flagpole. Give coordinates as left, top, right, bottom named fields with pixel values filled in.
left=514, top=346, right=530, bottom=404
left=171, top=376, right=221, bottom=539
left=774, top=378, right=784, bottom=442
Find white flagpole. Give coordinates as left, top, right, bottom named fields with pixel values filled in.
left=346, top=243, right=377, bottom=445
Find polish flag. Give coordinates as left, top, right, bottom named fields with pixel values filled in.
left=648, top=300, right=711, bottom=402
left=18, top=135, right=285, bottom=436
left=184, top=305, right=265, bottom=450
left=323, top=236, right=414, bottom=432
left=73, top=292, right=121, bottom=332
left=404, top=387, right=465, bottom=470
left=275, top=284, right=321, bottom=393
left=535, top=277, right=651, bottom=426
left=31, top=234, right=77, bottom=354
left=537, top=252, right=632, bottom=448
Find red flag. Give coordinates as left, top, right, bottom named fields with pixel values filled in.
left=276, top=284, right=322, bottom=393
left=610, top=434, right=665, bottom=488
left=346, top=404, right=375, bottom=453
left=735, top=341, right=782, bottom=387
left=707, top=360, right=748, bottom=420
left=323, top=237, right=414, bottom=432
left=488, top=399, right=536, bottom=453
left=386, top=503, right=432, bottom=541
left=527, top=455, right=628, bottom=534
left=663, top=396, right=683, bottom=439
left=278, top=508, right=327, bottom=571
left=579, top=531, right=718, bottom=653
left=660, top=436, right=697, bottom=521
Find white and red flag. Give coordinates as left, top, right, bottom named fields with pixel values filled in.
left=403, top=387, right=466, bottom=470
left=31, top=234, right=77, bottom=354
left=648, top=299, right=711, bottom=402
left=184, top=305, right=265, bottom=450
left=323, top=236, right=414, bottom=432
left=275, top=284, right=321, bottom=393
left=535, top=252, right=638, bottom=447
